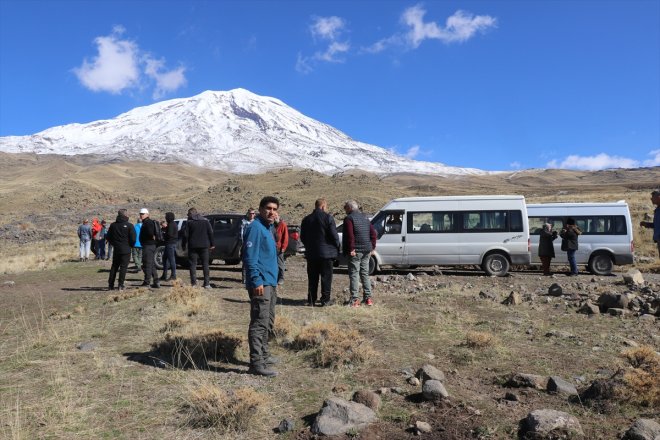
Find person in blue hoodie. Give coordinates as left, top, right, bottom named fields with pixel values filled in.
left=132, top=216, right=143, bottom=272
left=243, top=196, right=279, bottom=377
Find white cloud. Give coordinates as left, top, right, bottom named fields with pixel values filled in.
left=546, top=153, right=640, bottom=171
left=510, top=161, right=522, bottom=169
left=73, top=31, right=140, bottom=94
left=404, top=145, right=421, bottom=159
left=295, top=53, right=314, bottom=74
left=144, top=57, right=187, bottom=99
left=643, top=149, right=660, bottom=167
left=403, top=6, right=497, bottom=48
left=74, top=27, right=186, bottom=99
left=315, top=41, right=350, bottom=63
left=310, top=16, right=346, bottom=41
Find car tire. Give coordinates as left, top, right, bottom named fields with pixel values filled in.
left=368, top=255, right=377, bottom=275
left=481, top=253, right=510, bottom=277
left=225, top=258, right=241, bottom=265
left=154, top=246, right=165, bottom=270
left=588, top=252, right=613, bottom=275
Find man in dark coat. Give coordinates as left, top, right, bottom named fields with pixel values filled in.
left=107, top=209, right=136, bottom=291
left=301, top=198, right=340, bottom=306
left=538, top=223, right=558, bottom=276
left=138, top=208, right=160, bottom=288
left=183, top=207, right=215, bottom=288
left=342, top=200, right=377, bottom=307
left=160, top=212, right=178, bottom=281
left=560, top=218, right=581, bottom=276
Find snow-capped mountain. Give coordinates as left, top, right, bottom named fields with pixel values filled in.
left=0, top=88, right=486, bottom=176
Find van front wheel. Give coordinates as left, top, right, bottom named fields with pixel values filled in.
left=482, top=253, right=510, bottom=277
left=588, top=253, right=613, bottom=275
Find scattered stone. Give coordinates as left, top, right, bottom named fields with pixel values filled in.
left=639, top=314, right=656, bottom=323
left=2, top=280, right=15, bottom=287
left=547, top=376, right=578, bottom=396
left=408, top=377, right=420, bottom=386
left=332, top=384, right=350, bottom=393
left=547, top=283, right=563, bottom=297
left=622, top=338, right=639, bottom=347
left=352, top=390, right=381, bottom=411
left=502, top=291, right=522, bottom=306
left=608, top=308, right=627, bottom=317
left=415, top=421, right=432, bottom=434
left=276, top=418, right=295, bottom=433
left=597, top=292, right=630, bottom=312
left=424, top=352, right=435, bottom=360
left=311, top=397, right=377, bottom=436
left=416, top=364, right=445, bottom=383
left=76, top=341, right=97, bottom=352
left=545, top=330, right=574, bottom=339
left=623, top=269, right=645, bottom=287
left=622, top=418, right=660, bottom=440
left=406, top=273, right=416, bottom=281
left=390, top=387, right=406, bottom=395
left=400, top=367, right=415, bottom=377
left=576, top=302, right=600, bottom=315
left=505, top=392, right=520, bottom=401
left=521, top=409, right=584, bottom=439
left=377, top=387, right=390, bottom=395
left=479, top=290, right=498, bottom=301
left=506, top=373, right=549, bottom=390
left=422, top=380, right=449, bottom=401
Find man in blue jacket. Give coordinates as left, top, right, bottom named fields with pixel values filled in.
left=640, top=189, right=660, bottom=257
left=243, top=196, right=280, bottom=377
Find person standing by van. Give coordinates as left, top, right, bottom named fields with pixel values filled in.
left=640, top=189, right=660, bottom=257
left=184, top=208, right=214, bottom=288
left=538, top=223, right=558, bottom=276
left=342, top=200, right=377, bottom=307
left=77, top=219, right=92, bottom=261
left=160, top=212, right=178, bottom=281
left=107, top=209, right=136, bottom=291
left=132, top=217, right=143, bottom=272
left=139, top=208, right=160, bottom=289
left=560, top=218, right=581, bottom=276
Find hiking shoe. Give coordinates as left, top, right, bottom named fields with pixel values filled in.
left=150, top=283, right=161, bottom=289
left=349, top=298, right=361, bottom=308
left=265, top=356, right=280, bottom=365
left=203, top=284, right=212, bottom=289
left=108, top=285, right=115, bottom=291
left=320, top=299, right=335, bottom=307
left=140, top=281, right=150, bottom=287
left=159, top=275, right=167, bottom=281
left=364, top=298, right=374, bottom=306
left=247, top=365, right=278, bottom=377
left=118, top=285, right=126, bottom=291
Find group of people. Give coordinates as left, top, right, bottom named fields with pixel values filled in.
left=76, top=218, right=111, bottom=261
left=537, top=218, right=581, bottom=276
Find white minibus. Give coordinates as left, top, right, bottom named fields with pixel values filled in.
left=339, top=195, right=530, bottom=276
left=527, top=202, right=634, bottom=275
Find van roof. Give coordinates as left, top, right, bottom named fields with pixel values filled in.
left=390, top=195, right=525, bottom=202
left=527, top=202, right=628, bottom=208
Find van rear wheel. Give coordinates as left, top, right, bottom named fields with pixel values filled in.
left=588, top=253, right=613, bottom=275
left=482, top=253, right=510, bottom=277
left=368, top=256, right=377, bottom=275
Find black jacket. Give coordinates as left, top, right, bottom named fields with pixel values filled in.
left=164, top=212, right=178, bottom=244
left=184, top=214, right=214, bottom=249
left=560, top=226, right=580, bottom=251
left=139, top=217, right=159, bottom=246
left=538, top=229, right=557, bottom=258
left=107, top=215, right=136, bottom=255
left=301, top=208, right=340, bottom=259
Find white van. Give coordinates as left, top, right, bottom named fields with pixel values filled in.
left=527, top=202, right=634, bottom=275
left=339, top=195, right=530, bottom=276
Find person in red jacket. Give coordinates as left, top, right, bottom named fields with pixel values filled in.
left=273, top=212, right=289, bottom=285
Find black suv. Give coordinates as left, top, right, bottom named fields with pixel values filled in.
left=155, top=213, right=301, bottom=269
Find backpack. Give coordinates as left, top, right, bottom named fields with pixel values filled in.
left=153, top=219, right=164, bottom=242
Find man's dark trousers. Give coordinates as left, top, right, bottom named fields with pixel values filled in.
left=142, top=244, right=159, bottom=284
left=109, top=253, right=130, bottom=288
left=248, top=285, right=277, bottom=367
left=306, top=257, right=334, bottom=304
left=188, top=247, right=210, bottom=286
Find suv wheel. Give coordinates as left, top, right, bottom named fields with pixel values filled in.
left=154, top=246, right=165, bottom=270
left=481, top=253, right=510, bottom=277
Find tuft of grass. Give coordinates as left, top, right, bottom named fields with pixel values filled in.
left=105, top=288, right=148, bottom=303
left=291, top=322, right=376, bottom=369
left=164, top=280, right=202, bottom=305
left=160, top=315, right=189, bottom=333
left=183, top=384, right=266, bottom=432
left=152, top=327, right=243, bottom=368
left=620, top=345, right=660, bottom=407
left=465, top=331, right=495, bottom=349
left=272, top=314, right=298, bottom=339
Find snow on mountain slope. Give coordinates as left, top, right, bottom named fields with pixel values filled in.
left=0, top=88, right=486, bottom=175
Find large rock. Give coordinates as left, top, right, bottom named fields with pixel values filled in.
left=521, top=409, right=584, bottom=439
left=597, top=292, right=630, bottom=313
left=352, top=390, right=381, bottom=411
left=576, top=302, right=600, bottom=315
left=623, top=269, right=645, bottom=286
left=422, top=380, right=449, bottom=400
left=547, top=376, right=578, bottom=396
left=311, top=397, right=377, bottom=436
left=622, top=418, right=660, bottom=440
left=416, top=364, right=445, bottom=383
left=507, top=373, right=549, bottom=390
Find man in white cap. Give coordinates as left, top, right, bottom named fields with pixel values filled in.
left=138, top=208, right=160, bottom=288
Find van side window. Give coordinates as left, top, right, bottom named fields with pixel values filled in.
left=463, top=211, right=517, bottom=232
left=408, top=212, right=455, bottom=233
left=529, top=215, right=627, bottom=235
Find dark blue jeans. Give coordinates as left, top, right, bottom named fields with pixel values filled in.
left=162, top=243, right=177, bottom=278
left=567, top=249, right=578, bottom=274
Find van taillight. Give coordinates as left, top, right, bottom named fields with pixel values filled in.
left=291, top=232, right=300, bottom=241
left=528, top=238, right=531, bottom=252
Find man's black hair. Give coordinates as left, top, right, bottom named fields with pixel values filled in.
left=259, top=196, right=280, bottom=208
left=188, top=207, right=198, bottom=216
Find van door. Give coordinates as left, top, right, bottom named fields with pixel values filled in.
left=371, top=211, right=405, bottom=264
left=404, top=210, right=460, bottom=265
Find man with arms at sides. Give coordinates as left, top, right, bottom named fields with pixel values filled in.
left=300, top=198, right=340, bottom=307
left=138, top=208, right=160, bottom=289
left=342, top=200, right=377, bottom=307
left=243, top=196, right=280, bottom=377
left=184, top=208, right=215, bottom=288
left=107, top=209, right=136, bottom=291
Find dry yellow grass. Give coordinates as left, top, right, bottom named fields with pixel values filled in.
left=183, top=383, right=267, bottom=432
left=465, top=331, right=495, bottom=349
left=164, top=280, right=202, bottom=305
left=152, top=327, right=243, bottom=368
left=105, top=287, right=149, bottom=303
left=620, top=345, right=660, bottom=407
left=272, top=314, right=298, bottom=339
left=0, top=236, right=77, bottom=275
left=292, top=321, right=377, bottom=368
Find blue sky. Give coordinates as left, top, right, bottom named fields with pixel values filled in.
left=1, top=0, right=658, bottom=171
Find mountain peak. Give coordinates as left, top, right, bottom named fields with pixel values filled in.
left=0, top=88, right=486, bottom=176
